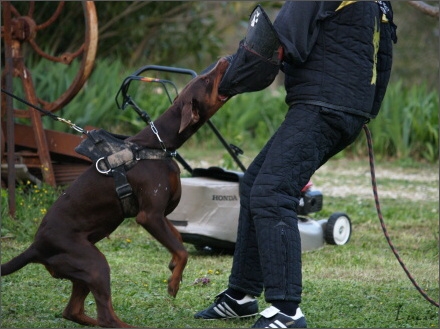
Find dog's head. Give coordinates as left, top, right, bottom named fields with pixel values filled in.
left=177, top=58, right=230, bottom=133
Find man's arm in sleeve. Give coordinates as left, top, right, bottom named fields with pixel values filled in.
left=274, top=1, right=340, bottom=66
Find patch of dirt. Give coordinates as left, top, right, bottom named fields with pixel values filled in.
left=179, top=155, right=439, bottom=202
left=313, top=159, right=439, bottom=202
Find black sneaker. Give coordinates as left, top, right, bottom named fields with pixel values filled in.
left=194, top=291, right=259, bottom=319
left=252, top=306, right=307, bottom=328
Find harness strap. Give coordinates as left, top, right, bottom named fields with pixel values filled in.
left=96, top=147, right=176, bottom=174
left=98, top=147, right=176, bottom=217
left=112, top=165, right=138, bottom=217
left=135, top=148, right=177, bottom=160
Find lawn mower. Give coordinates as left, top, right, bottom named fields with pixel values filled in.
left=117, top=64, right=353, bottom=253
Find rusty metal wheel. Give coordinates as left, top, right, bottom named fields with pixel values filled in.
left=1, top=1, right=98, bottom=116
left=1, top=1, right=98, bottom=189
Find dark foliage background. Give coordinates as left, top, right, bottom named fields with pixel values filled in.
left=7, top=1, right=438, bottom=88
left=2, top=1, right=439, bottom=163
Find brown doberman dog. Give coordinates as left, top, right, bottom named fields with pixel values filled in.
left=1, top=58, right=230, bottom=328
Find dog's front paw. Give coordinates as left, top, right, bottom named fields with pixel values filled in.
left=167, top=277, right=181, bottom=298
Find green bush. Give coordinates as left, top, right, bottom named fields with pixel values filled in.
left=216, top=81, right=439, bottom=163
left=1, top=182, right=64, bottom=241
left=353, top=81, right=439, bottom=162
left=14, top=59, right=439, bottom=163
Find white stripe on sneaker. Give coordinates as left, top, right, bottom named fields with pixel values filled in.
left=214, top=302, right=238, bottom=317
left=223, top=303, right=237, bottom=316
left=275, top=319, right=287, bottom=327
left=213, top=308, right=225, bottom=317
left=268, top=319, right=288, bottom=328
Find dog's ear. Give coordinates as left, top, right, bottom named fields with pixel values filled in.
left=179, top=101, right=200, bottom=133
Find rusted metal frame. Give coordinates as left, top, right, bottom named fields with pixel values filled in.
left=12, top=123, right=91, bottom=162
left=44, top=1, right=99, bottom=112
left=8, top=2, right=20, bottom=17
left=35, top=2, right=65, bottom=31
left=28, top=38, right=84, bottom=65
left=5, top=8, right=57, bottom=186
left=38, top=1, right=98, bottom=113
left=2, top=1, right=98, bottom=187
left=21, top=68, right=57, bottom=186
left=2, top=2, right=16, bottom=216
left=27, top=2, right=83, bottom=66
left=8, top=2, right=98, bottom=114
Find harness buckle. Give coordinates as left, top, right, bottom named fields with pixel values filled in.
left=115, top=182, right=133, bottom=199
left=95, top=157, right=112, bottom=174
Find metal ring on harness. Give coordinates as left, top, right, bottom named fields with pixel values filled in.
left=96, top=157, right=111, bottom=174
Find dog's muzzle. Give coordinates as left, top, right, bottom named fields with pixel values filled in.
left=218, top=5, right=282, bottom=97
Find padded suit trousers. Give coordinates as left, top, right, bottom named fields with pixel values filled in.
left=228, top=103, right=367, bottom=303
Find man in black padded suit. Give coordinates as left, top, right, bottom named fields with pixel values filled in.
left=195, top=2, right=397, bottom=327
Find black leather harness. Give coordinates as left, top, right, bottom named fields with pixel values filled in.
left=75, top=129, right=175, bottom=217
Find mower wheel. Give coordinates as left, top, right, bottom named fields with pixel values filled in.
left=325, top=212, right=352, bottom=245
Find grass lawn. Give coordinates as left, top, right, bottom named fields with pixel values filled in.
left=1, top=158, right=438, bottom=328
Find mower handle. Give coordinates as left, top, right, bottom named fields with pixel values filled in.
left=116, top=64, right=247, bottom=173
left=133, top=65, right=197, bottom=79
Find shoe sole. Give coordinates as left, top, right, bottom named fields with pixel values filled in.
left=195, top=312, right=259, bottom=320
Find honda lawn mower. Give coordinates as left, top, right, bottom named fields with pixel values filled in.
left=116, top=64, right=353, bottom=253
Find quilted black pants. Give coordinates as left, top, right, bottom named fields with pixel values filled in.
left=228, top=103, right=367, bottom=303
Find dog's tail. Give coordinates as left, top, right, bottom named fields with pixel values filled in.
left=1, top=245, right=38, bottom=276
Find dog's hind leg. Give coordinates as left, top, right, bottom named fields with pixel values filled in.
left=81, top=248, right=134, bottom=328
left=48, top=244, right=133, bottom=328
left=136, top=211, right=188, bottom=298
left=62, top=281, right=99, bottom=327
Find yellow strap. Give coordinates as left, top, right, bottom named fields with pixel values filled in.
left=335, top=1, right=357, bottom=11
left=336, top=1, right=388, bottom=22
